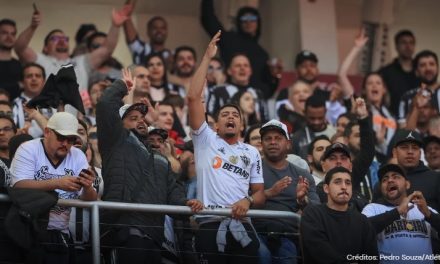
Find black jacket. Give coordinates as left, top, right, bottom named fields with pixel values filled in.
left=201, top=0, right=277, bottom=98
left=407, top=162, right=440, bottom=212
left=96, top=80, right=187, bottom=244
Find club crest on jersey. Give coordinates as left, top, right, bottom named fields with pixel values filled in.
left=240, top=155, right=250, bottom=167
left=229, top=156, right=239, bottom=164
left=212, top=156, right=222, bottom=169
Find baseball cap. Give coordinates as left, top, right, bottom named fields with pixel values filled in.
left=46, top=112, right=80, bottom=137
left=260, top=119, right=290, bottom=140
left=148, top=127, right=168, bottom=140
left=321, top=142, right=351, bottom=161
left=423, top=136, right=440, bottom=150
left=119, top=103, right=148, bottom=120
left=393, top=130, right=423, bottom=148
left=378, top=164, right=407, bottom=182
left=295, top=50, right=318, bottom=67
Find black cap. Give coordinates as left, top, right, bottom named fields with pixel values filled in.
left=295, top=50, right=318, bottom=67
left=423, top=136, right=440, bottom=150
left=393, top=130, right=423, bottom=148
left=148, top=127, right=168, bottom=140
left=321, top=142, right=351, bottom=161
left=378, top=164, right=407, bottom=181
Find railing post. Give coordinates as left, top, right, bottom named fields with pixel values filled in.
left=91, top=204, right=101, bottom=264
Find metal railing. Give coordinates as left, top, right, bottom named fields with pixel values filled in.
left=0, top=194, right=300, bottom=264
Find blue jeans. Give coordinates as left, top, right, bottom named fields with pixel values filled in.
left=258, top=234, right=297, bottom=264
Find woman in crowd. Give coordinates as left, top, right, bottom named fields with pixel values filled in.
left=231, top=90, right=260, bottom=127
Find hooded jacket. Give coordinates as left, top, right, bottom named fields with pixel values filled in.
left=96, top=80, right=187, bottom=244
left=201, top=0, right=277, bottom=99
left=406, top=162, right=440, bottom=212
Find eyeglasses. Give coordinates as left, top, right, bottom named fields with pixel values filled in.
left=52, top=129, right=77, bottom=144
left=0, top=126, right=13, bottom=133
left=240, top=15, right=258, bottom=22
left=49, top=35, right=69, bottom=43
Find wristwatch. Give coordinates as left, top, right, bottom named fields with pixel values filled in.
left=245, top=195, right=254, bottom=205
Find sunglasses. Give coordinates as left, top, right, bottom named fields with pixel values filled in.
left=52, top=129, right=77, bottom=144
left=240, top=15, right=258, bottom=22
left=49, top=35, right=69, bottom=42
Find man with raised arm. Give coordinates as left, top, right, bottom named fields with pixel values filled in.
left=187, top=31, right=265, bottom=263
left=14, top=4, right=127, bottom=92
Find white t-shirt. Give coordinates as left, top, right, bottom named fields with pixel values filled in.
left=36, top=53, right=91, bottom=92
left=192, top=121, right=263, bottom=208
left=10, top=138, right=88, bottom=232
left=362, top=203, right=437, bottom=263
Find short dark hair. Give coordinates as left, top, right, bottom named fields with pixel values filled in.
left=324, top=166, right=351, bottom=185
left=244, top=123, right=261, bottom=144
left=0, top=113, right=17, bottom=133
left=413, top=50, right=438, bottom=70
left=0, top=100, right=12, bottom=110
left=0, top=89, right=10, bottom=102
left=214, top=103, right=242, bottom=122
left=23, top=62, right=46, bottom=79
left=307, top=135, right=330, bottom=155
left=163, top=94, right=185, bottom=109
left=227, top=52, right=250, bottom=69
left=86, top=32, right=107, bottom=50
left=77, top=118, right=88, bottom=133
left=147, top=16, right=167, bottom=30
left=74, top=24, right=97, bottom=44
left=336, top=112, right=357, bottom=124
left=343, top=121, right=359, bottom=138
left=305, top=94, right=326, bottom=110
left=44, top=29, right=64, bottom=46
left=174, top=46, right=197, bottom=62
left=211, top=57, right=225, bottom=68
left=0, top=19, right=16, bottom=28
left=394, top=30, right=415, bottom=46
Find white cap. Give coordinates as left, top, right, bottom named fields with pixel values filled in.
left=260, top=119, right=290, bottom=140
left=46, top=112, right=80, bottom=137
left=119, top=103, right=148, bottom=119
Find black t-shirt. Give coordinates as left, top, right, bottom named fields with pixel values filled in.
left=0, top=59, right=22, bottom=100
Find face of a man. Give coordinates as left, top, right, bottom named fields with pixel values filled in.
left=75, top=125, right=88, bottom=151
left=308, top=139, right=331, bottom=171
left=216, top=106, right=241, bottom=139
left=296, top=60, right=319, bottom=84
left=88, top=35, right=106, bottom=52
left=393, top=142, right=421, bottom=169
left=347, top=125, right=360, bottom=152
left=425, top=141, right=440, bottom=170
left=396, top=35, right=415, bottom=60
left=147, top=133, right=165, bottom=151
left=0, top=104, right=12, bottom=118
left=227, top=55, right=252, bottom=86
left=305, top=106, right=327, bottom=132
left=321, top=151, right=352, bottom=173
left=261, top=130, right=289, bottom=162
left=43, top=31, right=70, bottom=59
left=22, top=66, right=45, bottom=98
left=240, top=12, right=258, bottom=37
left=133, top=66, right=150, bottom=94
left=156, top=105, right=174, bottom=131
left=175, top=50, right=196, bottom=78
left=0, top=24, right=16, bottom=50
left=147, top=18, right=167, bottom=45
left=416, top=56, right=439, bottom=86
left=122, top=110, right=148, bottom=136
left=324, top=172, right=352, bottom=207
left=380, top=171, right=409, bottom=204
left=44, top=128, right=76, bottom=161
left=0, top=118, right=15, bottom=150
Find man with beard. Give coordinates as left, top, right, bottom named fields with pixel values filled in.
left=301, top=167, right=378, bottom=263
left=123, top=0, right=172, bottom=66
left=306, top=135, right=331, bottom=184
left=14, top=5, right=128, bottom=93
left=398, top=50, right=440, bottom=127
left=424, top=136, right=440, bottom=171
left=127, top=64, right=151, bottom=103
left=188, top=32, right=265, bottom=263
left=362, top=164, right=440, bottom=260
left=168, top=46, right=197, bottom=92
left=405, top=88, right=439, bottom=137
left=97, top=70, right=202, bottom=263
left=255, top=119, right=319, bottom=264
left=201, top=0, right=278, bottom=99
left=10, top=112, right=97, bottom=263
left=207, top=53, right=268, bottom=122
left=0, top=19, right=21, bottom=100
left=379, top=30, right=419, bottom=116
left=0, top=114, right=16, bottom=164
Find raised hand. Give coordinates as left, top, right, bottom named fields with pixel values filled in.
left=124, top=0, right=136, bottom=17
left=112, top=7, right=129, bottom=27
left=30, top=7, right=41, bottom=29
left=397, top=192, right=415, bottom=218
left=266, top=176, right=292, bottom=198
left=414, top=89, right=431, bottom=109
left=139, top=97, right=159, bottom=125
left=296, top=176, right=309, bottom=203
left=351, top=96, right=369, bottom=119
left=122, top=68, right=135, bottom=91
left=411, top=191, right=431, bottom=218
left=204, top=30, right=221, bottom=59
left=354, top=27, right=369, bottom=48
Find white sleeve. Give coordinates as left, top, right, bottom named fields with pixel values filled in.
left=128, top=38, right=148, bottom=54
left=10, top=144, right=36, bottom=186
left=361, top=204, right=377, bottom=217
left=191, top=121, right=215, bottom=148
left=249, top=148, right=264, bottom=184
